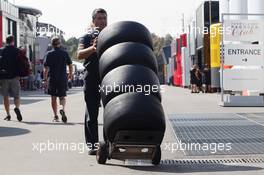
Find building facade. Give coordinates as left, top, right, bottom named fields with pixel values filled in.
left=0, top=0, right=19, bottom=47
left=37, top=22, right=65, bottom=37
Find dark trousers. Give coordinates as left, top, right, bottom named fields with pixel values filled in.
left=84, top=82, right=101, bottom=147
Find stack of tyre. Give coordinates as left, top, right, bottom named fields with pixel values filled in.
left=97, top=21, right=166, bottom=152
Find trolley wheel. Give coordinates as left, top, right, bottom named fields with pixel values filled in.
left=152, top=146, right=161, bottom=165
left=96, top=141, right=108, bottom=164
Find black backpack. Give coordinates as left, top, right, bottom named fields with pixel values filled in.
left=0, top=47, right=10, bottom=79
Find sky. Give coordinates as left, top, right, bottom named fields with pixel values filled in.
left=14, top=0, right=205, bottom=39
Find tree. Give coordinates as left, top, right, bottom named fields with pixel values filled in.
left=63, top=37, right=79, bottom=61
left=152, top=33, right=164, bottom=57
left=62, top=33, right=173, bottom=62
left=152, top=33, right=174, bottom=58
left=164, top=34, right=173, bottom=46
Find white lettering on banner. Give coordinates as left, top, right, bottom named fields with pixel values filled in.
left=224, top=44, right=264, bottom=66
left=224, top=20, right=264, bottom=42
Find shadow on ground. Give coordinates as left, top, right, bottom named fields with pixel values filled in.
left=21, top=121, right=103, bottom=126
left=105, top=162, right=263, bottom=173
left=0, top=126, right=30, bottom=137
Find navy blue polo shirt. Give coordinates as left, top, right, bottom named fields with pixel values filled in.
left=0, top=46, right=20, bottom=79
left=44, top=47, right=72, bottom=84
left=78, top=31, right=100, bottom=84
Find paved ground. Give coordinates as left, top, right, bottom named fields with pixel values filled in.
left=0, top=86, right=264, bottom=175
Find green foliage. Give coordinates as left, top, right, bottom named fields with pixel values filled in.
left=152, top=33, right=173, bottom=58
left=164, top=34, right=173, bottom=46
left=61, top=33, right=173, bottom=62
left=63, top=37, right=79, bottom=61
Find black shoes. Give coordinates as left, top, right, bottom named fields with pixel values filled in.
left=4, top=115, right=11, bottom=121
left=53, top=115, right=59, bottom=122
left=60, top=110, right=67, bottom=123
left=52, top=110, right=67, bottom=123
left=4, top=108, right=22, bottom=122
left=88, top=149, right=97, bottom=155
left=88, top=144, right=98, bottom=156
left=14, top=108, right=23, bottom=122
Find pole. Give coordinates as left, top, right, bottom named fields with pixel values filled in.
left=221, top=13, right=224, bottom=103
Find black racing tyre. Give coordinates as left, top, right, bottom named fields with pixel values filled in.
left=96, top=141, right=108, bottom=164
left=99, top=42, right=158, bottom=79
left=100, top=65, right=161, bottom=106
left=97, top=21, right=153, bottom=57
left=103, top=93, right=166, bottom=142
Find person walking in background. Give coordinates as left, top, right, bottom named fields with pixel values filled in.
left=28, top=70, right=35, bottom=91
left=0, top=35, right=23, bottom=121
left=35, top=70, right=42, bottom=90
left=202, top=64, right=211, bottom=93
left=18, top=47, right=29, bottom=91
left=195, top=67, right=202, bottom=93
left=190, top=64, right=201, bottom=93
left=190, top=65, right=197, bottom=93
left=20, top=76, right=28, bottom=91
left=43, top=36, right=73, bottom=123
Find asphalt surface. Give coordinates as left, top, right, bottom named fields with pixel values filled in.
left=0, top=86, right=264, bottom=175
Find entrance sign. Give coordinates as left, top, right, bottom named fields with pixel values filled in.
left=224, top=44, right=264, bottom=66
